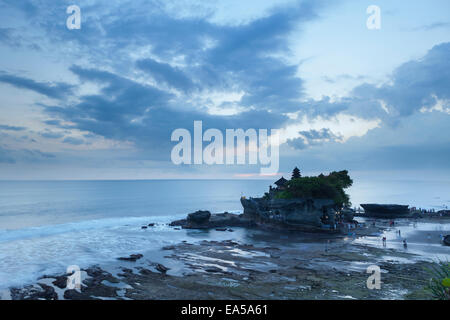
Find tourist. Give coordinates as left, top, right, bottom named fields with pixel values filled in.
left=382, top=236, right=386, bottom=247
left=403, top=239, right=407, bottom=249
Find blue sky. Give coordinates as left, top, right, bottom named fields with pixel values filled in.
left=0, top=0, right=449, bottom=180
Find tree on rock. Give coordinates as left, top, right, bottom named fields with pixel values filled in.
left=292, top=167, right=301, bottom=179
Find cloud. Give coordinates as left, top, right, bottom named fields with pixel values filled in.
left=0, top=28, right=17, bottom=46
left=0, top=124, right=26, bottom=131
left=0, top=146, right=55, bottom=164
left=1, top=0, right=324, bottom=160
left=136, top=58, right=196, bottom=93
left=322, top=74, right=367, bottom=84
left=38, top=64, right=288, bottom=160
left=0, top=147, right=15, bottom=163
left=62, top=137, right=85, bottom=145
left=287, top=128, right=342, bottom=150
left=39, top=130, right=64, bottom=139
left=1, top=0, right=449, bottom=177
left=0, top=72, right=73, bottom=99
left=301, top=42, right=450, bottom=123
left=11, top=0, right=323, bottom=113
left=412, top=22, right=450, bottom=31
left=356, top=42, right=450, bottom=118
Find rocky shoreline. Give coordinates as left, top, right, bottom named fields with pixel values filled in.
left=6, top=216, right=448, bottom=300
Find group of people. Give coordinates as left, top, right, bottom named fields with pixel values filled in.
left=380, top=221, right=408, bottom=248
left=381, top=233, right=408, bottom=248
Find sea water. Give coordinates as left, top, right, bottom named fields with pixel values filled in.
left=0, top=179, right=448, bottom=290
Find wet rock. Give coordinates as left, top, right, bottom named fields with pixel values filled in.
left=117, top=254, right=143, bottom=262
left=170, top=212, right=256, bottom=230
left=39, top=274, right=68, bottom=290
left=120, top=268, right=133, bottom=274
left=187, top=210, right=211, bottom=224
left=11, top=283, right=58, bottom=300
left=64, top=289, right=93, bottom=300
left=155, top=264, right=170, bottom=274
left=204, top=266, right=223, bottom=273
left=141, top=226, right=148, bottom=229
left=52, top=275, right=68, bottom=289
left=444, top=235, right=450, bottom=246
left=216, top=228, right=227, bottom=231
left=162, top=245, right=176, bottom=250
left=148, top=223, right=155, bottom=227
left=139, top=268, right=155, bottom=276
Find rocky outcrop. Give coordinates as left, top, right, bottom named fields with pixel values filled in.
left=10, top=283, right=58, bottom=300
left=170, top=212, right=256, bottom=229
left=117, top=254, right=143, bottom=262
left=240, top=197, right=338, bottom=232
left=361, top=204, right=411, bottom=218
left=187, top=210, right=211, bottom=224
left=170, top=198, right=340, bottom=232
left=437, top=210, right=450, bottom=217
left=444, top=235, right=450, bottom=246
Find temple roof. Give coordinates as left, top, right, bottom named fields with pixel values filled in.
left=274, top=177, right=288, bottom=186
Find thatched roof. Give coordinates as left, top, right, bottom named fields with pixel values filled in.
left=274, top=177, right=288, bottom=186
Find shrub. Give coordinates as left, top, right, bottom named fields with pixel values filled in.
left=274, top=170, right=353, bottom=208
left=426, top=261, right=450, bottom=300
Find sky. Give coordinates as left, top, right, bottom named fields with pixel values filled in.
left=0, top=0, right=449, bottom=180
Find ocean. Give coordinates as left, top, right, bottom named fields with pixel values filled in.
left=0, top=179, right=448, bottom=291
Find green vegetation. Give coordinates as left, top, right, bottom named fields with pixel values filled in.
left=275, top=170, right=353, bottom=208
left=425, top=261, right=450, bottom=300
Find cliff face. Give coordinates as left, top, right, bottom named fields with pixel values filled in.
left=240, top=197, right=337, bottom=231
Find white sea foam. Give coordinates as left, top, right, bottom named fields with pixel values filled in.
left=0, top=214, right=186, bottom=290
